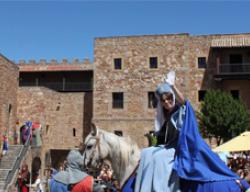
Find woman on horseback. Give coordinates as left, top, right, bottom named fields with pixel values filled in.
left=134, top=71, right=250, bottom=192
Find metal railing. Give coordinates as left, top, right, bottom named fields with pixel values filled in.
left=217, top=63, right=250, bottom=75
left=19, top=82, right=92, bottom=91
left=4, top=138, right=31, bottom=190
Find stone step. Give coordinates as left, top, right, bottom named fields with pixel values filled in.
left=2, top=145, right=22, bottom=158
left=0, top=145, right=26, bottom=191
left=0, top=186, right=5, bottom=192
left=0, top=181, right=5, bottom=190
left=0, top=170, right=9, bottom=181
left=0, top=159, right=16, bottom=169
left=0, top=145, right=22, bottom=170
left=1, top=154, right=17, bottom=160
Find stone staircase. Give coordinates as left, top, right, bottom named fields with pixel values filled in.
left=0, top=145, right=23, bottom=191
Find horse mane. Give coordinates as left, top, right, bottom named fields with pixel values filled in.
left=98, top=129, right=140, bottom=183
left=100, top=129, right=139, bottom=161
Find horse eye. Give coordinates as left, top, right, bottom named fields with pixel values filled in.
left=86, top=145, right=93, bottom=150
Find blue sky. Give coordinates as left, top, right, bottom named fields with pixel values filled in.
left=0, top=1, right=250, bottom=62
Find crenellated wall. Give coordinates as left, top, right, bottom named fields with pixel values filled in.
left=18, top=58, right=93, bottom=72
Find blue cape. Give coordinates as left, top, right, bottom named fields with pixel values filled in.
left=122, top=174, right=136, bottom=192
left=173, top=101, right=239, bottom=181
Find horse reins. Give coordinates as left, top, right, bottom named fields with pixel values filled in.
left=84, top=134, right=103, bottom=170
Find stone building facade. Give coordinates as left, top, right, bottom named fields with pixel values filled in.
left=17, top=87, right=92, bottom=170
left=93, top=33, right=250, bottom=147
left=0, top=54, right=19, bottom=139
left=17, top=59, right=93, bottom=169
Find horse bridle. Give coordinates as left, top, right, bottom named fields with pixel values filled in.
left=83, top=134, right=103, bottom=171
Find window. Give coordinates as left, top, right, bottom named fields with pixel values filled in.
left=231, top=90, right=239, bottom=100
left=229, top=54, right=243, bottom=72
left=8, top=104, right=12, bottom=113
left=114, top=130, right=123, bottom=136
left=46, top=125, right=49, bottom=134
left=198, top=57, right=207, bottom=68
left=198, top=90, right=206, bottom=101
left=149, top=57, right=158, bottom=68
left=114, top=58, right=122, bottom=70
left=148, top=92, right=157, bottom=108
left=73, top=128, right=76, bottom=137
left=229, top=54, right=242, bottom=64
left=112, top=92, right=124, bottom=109
left=56, top=106, right=60, bottom=111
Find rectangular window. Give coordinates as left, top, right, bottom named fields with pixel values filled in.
left=230, top=90, right=239, bottom=100
left=198, top=90, right=206, bottom=101
left=148, top=92, right=157, bottom=108
left=198, top=57, right=207, bottom=68
left=112, top=92, right=124, bottom=109
left=114, top=58, right=122, bottom=70
left=149, top=57, right=158, bottom=68
left=229, top=54, right=242, bottom=64
left=229, top=54, right=243, bottom=72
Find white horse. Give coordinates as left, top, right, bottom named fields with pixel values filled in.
left=83, top=124, right=140, bottom=187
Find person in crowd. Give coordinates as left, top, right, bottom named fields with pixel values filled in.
left=14, top=128, right=19, bottom=145
left=28, top=171, right=44, bottom=192
left=49, top=167, right=68, bottom=192
left=244, top=168, right=250, bottom=184
left=2, top=132, right=8, bottom=155
left=134, top=71, right=250, bottom=192
left=31, top=122, right=42, bottom=147
left=0, top=132, right=2, bottom=160
left=20, top=123, right=31, bottom=145
left=97, top=164, right=113, bottom=182
left=51, top=142, right=104, bottom=192
left=16, top=163, right=30, bottom=192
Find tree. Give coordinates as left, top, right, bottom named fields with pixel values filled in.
left=199, top=89, right=250, bottom=145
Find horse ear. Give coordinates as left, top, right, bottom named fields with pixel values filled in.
left=91, top=123, right=98, bottom=136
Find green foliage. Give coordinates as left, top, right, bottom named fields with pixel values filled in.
left=150, top=135, right=158, bottom=146
left=145, top=133, right=158, bottom=146
left=199, top=89, right=250, bottom=143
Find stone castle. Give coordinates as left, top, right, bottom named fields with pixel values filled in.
left=1, top=33, right=250, bottom=174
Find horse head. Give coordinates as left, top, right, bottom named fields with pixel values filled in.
left=83, top=123, right=141, bottom=186
left=83, top=123, right=109, bottom=170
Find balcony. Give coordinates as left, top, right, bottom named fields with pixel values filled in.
left=214, top=63, right=250, bottom=80
left=19, top=81, right=92, bottom=92
left=217, top=63, right=250, bottom=75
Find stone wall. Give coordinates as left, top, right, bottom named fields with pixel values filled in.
left=17, top=87, right=92, bottom=170
left=93, top=34, right=191, bottom=147
left=17, top=87, right=91, bottom=147
left=0, top=54, right=19, bottom=141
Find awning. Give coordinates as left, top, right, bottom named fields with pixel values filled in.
left=211, top=37, right=250, bottom=48
left=213, top=131, right=250, bottom=152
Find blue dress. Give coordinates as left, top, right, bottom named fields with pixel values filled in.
left=174, top=101, right=249, bottom=192
left=134, top=104, right=186, bottom=192
left=133, top=101, right=250, bottom=192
